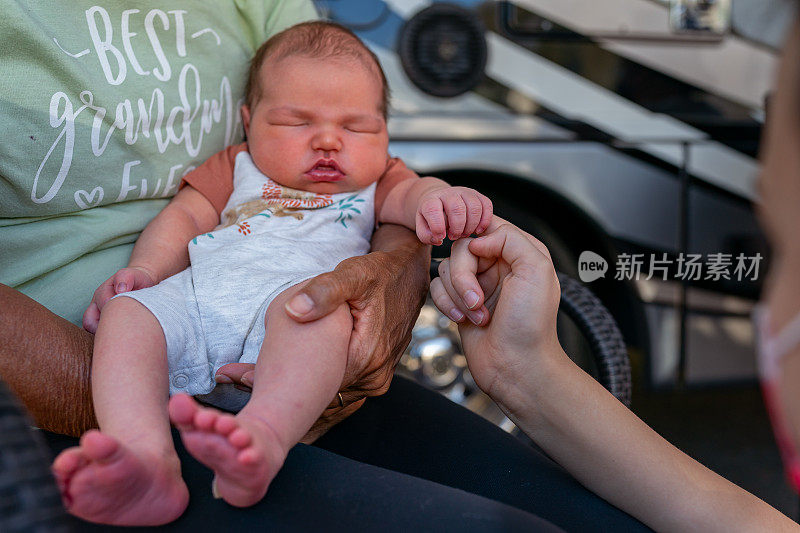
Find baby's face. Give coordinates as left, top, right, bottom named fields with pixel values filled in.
left=242, top=54, right=389, bottom=195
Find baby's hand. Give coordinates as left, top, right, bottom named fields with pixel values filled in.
left=415, top=186, right=493, bottom=245
left=82, top=266, right=157, bottom=333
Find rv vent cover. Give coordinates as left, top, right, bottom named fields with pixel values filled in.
left=398, top=3, right=487, bottom=98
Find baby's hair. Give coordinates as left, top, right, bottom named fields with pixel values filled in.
left=245, top=21, right=390, bottom=119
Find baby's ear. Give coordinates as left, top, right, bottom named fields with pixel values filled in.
left=241, top=105, right=252, bottom=137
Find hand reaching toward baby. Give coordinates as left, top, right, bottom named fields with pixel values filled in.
left=429, top=218, right=562, bottom=397
left=416, top=186, right=493, bottom=245
left=82, top=266, right=157, bottom=333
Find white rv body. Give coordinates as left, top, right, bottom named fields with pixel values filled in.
left=316, top=0, right=788, bottom=388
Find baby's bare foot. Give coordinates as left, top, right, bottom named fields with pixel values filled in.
left=169, top=394, right=286, bottom=507
left=51, top=430, right=188, bottom=526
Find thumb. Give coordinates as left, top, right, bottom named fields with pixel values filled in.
left=285, top=269, right=361, bottom=323
left=114, top=270, right=136, bottom=294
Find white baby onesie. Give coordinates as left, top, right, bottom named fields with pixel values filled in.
left=121, top=151, right=376, bottom=396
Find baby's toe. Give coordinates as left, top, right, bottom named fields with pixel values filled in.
left=80, top=430, right=120, bottom=462
left=168, top=394, right=199, bottom=428
left=193, top=408, right=219, bottom=431
left=53, top=448, right=86, bottom=479
left=228, top=427, right=253, bottom=449
left=213, top=414, right=239, bottom=436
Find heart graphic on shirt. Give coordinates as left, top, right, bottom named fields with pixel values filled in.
left=74, top=187, right=104, bottom=209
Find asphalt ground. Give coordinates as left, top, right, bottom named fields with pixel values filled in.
left=631, top=385, right=799, bottom=522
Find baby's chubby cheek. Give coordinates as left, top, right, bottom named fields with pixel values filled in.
left=250, top=146, right=295, bottom=182
left=352, top=139, right=390, bottom=186
left=352, top=158, right=391, bottom=188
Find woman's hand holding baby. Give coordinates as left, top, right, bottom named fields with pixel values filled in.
left=416, top=186, right=493, bottom=245
left=217, top=223, right=431, bottom=443
left=82, top=266, right=157, bottom=334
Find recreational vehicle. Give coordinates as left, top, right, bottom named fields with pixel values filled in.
left=313, top=0, right=794, bottom=428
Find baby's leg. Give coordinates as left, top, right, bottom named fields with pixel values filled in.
left=52, top=297, right=188, bottom=526
left=170, top=281, right=350, bottom=507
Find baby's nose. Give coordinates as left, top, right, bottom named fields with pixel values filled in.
left=312, top=129, right=342, bottom=152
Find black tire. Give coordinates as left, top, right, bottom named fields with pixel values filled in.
left=557, top=274, right=632, bottom=407
left=0, top=380, right=68, bottom=532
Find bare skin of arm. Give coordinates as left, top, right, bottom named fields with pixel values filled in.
left=432, top=223, right=795, bottom=532
left=0, top=284, right=96, bottom=436
left=127, top=187, right=219, bottom=280
left=378, top=177, right=492, bottom=245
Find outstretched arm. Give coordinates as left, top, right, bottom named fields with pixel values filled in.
left=431, top=223, right=795, bottom=532
left=378, top=178, right=493, bottom=245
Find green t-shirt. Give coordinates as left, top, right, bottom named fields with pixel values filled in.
left=0, top=0, right=317, bottom=325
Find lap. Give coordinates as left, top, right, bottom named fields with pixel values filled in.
left=10, top=274, right=644, bottom=532
left=42, top=430, right=560, bottom=532
left=314, top=376, right=650, bottom=532
left=40, top=374, right=648, bottom=531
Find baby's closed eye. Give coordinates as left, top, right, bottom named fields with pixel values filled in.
left=343, top=116, right=383, bottom=134
left=344, top=124, right=381, bottom=134
left=270, top=120, right=308, bottom=127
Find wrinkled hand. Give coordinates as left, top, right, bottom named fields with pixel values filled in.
left=216, top=225, right=430, bottom=443
left=430, top=218, right=562, bottom=403
left=82, top=266, right=157, bottom=333
left=416, top=186, right=493, bottom=245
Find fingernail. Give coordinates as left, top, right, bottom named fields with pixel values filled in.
left=286, top=294, right=314, bottom=317
left=469, top=310, right=484, bottom=325
left=212, top=478, right=220, bottom=499
left=214, top=375, right=233, bottom=384
left=241, top=375, right=254, bottom=387
left=449, top=308, right=465, bottom=322
left=465, top=290, right=479, bottom=309
left=116, top=283, right=127, bottom=293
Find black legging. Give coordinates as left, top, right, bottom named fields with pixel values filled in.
left=44, top=376, right=649, bottom=532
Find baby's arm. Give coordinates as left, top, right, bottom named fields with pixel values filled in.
left=128, top=186, right=219, bottom=281
left=378, top=177, right=493, bottom=245
left=83, top=186, right=219, bottom=332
